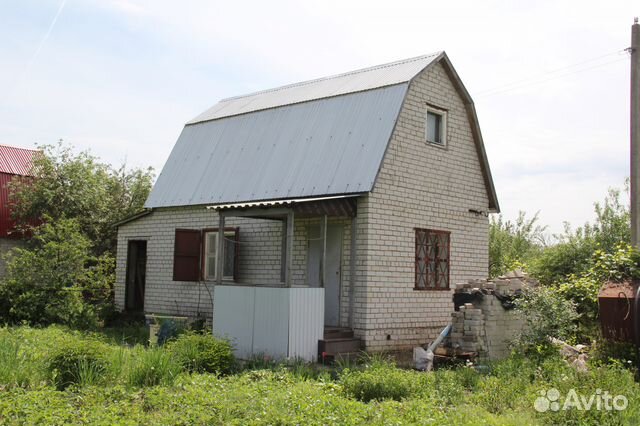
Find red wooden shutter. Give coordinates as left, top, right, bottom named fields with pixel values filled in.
left=173, top=229, right=201, bottom=281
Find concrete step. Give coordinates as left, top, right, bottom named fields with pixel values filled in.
left=318, top=337, right=362, bottom=356
left=319, top=351, right=362, bottom=364
left=323, top=327, right=354, bottom=339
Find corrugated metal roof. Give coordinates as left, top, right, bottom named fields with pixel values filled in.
left=188, top=52, right=442, bottom=124
left=145, top=84, right=407, bottom=208
left=0, top=145, right=39, bottom=176
left=206, top=194, right=359, bottom=211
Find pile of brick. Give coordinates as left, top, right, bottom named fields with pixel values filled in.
left=450, top=303, right=485, bottom=353
left=446, top=271, right=536, bottom=360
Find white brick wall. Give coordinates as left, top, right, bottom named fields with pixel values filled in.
left=115, top=208, right=357, bottom=325
left=116, top=207, right=284, bottom=319
left=358, top=62, right=490, bottom=351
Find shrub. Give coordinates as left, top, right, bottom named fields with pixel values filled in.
left=340, top=361, right=427, bottom=402
left=47, top=338, right=108, bottom=389
left=554, top=244, right=640, bottom=342
left=167, top=332, right=235, bottom=375
left=0, top=219, right=115, bottom=329
left=126, top=346, right=181, bottom=387
left=512, top=286, right=579, bottom=356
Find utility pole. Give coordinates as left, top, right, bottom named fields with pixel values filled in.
left=632, top=18, right=640, bottom=247
left=631, top=18, right=640, bottom=355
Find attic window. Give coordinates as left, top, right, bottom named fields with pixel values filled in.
left=425, top=107, right=447, bottom=146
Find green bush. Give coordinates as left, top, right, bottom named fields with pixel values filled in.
left=126, top=346, right=181, bottom=387
left=47, top=338, right=109, bottom=389
left=513, top=286, right=579, bottom=355
left=0, top=219, right=115, bottom=329
left=167, top=332, right=235, bottom=374
left=553, top=244, right=640, bottom=342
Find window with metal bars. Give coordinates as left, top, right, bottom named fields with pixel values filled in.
left=415, top=228, right=450, bottom=290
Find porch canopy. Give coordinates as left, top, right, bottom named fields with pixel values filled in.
left=206, top=194, right=360, bottom=287
left=206, top=194, right=360, bottom=361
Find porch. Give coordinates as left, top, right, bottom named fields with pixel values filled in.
left=209, top=195, right=362, bottom=362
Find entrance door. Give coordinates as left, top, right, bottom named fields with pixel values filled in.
left=307, top=224, right=343, bottom=326
left=125, top=240, right=147, bottom=312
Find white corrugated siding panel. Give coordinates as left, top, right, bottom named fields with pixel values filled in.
left=145, top=84, right=407, bottom=208
left=252, top=287, right=290, bottom=358
left=188, top=52, right=441, bottom=123
left=212, top=286, right=323, bottom=361
left=288, top=287, right=324, bottom=361
left=212, top=286, right=255, bottom=359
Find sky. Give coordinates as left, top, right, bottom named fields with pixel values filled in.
left=0, top=0, right=637, bottom=235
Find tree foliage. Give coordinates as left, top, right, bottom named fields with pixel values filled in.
left=488, top=211, right=547, bottom=278
left=530, top=186, right=630, bottom=285
left=0, top=218, right=114, bottom=328
left=513, top=286, right=579, bottom=356
left=9, top=142, right=154, bottom=256
left=554, top=243, right=640, bottom=341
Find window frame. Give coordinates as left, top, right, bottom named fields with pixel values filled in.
left=425, top=105, right=447, bottom=147
left=201, top=227, right=239, bottom=282
left=414, top=228, right=451, bottom=291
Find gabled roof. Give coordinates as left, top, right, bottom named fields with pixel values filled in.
left=0, top=145, right=40, bottom=176
left=146, top=52, right=499, bottom=212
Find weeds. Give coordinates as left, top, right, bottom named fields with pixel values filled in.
left=126, top=346, right=181, bottom=387
left=1, top=326, right=640, bottom=425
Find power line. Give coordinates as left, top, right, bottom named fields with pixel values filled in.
left=476, top=49, right=629, bottom=98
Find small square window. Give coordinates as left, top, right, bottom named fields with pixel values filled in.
left=425, top=107, right=447, bottom=146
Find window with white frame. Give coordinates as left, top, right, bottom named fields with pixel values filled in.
left=425, top=106, right=447, bottom=146
left=204, top=231, right=237, bottom=280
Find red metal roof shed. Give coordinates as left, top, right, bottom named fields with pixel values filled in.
left=0, top=145, right=40, bottom=238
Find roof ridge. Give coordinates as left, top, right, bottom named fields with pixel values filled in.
left=0, top=144, right=40, bottom=152
left=219, top=52, right=442, bottom=103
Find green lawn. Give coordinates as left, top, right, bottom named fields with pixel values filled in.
left=0, top=326, right=638, bottom=425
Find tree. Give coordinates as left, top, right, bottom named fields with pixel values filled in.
left=530, top=184, right=630, bottom=285
left=0, top=218, right=113, bottom=327
left=489, top=211, right=547, bottom=277
left=9, top=141, right=154, bottom=256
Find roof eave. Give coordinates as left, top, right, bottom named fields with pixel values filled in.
left=438, top=53, right=501, bottom=213
left=113, top=209, right=153, bottom=228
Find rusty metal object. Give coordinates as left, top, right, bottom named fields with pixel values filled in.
left=598, top=281, right=637, bottom=342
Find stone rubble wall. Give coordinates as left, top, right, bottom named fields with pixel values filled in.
left=447, top=272, right=535, bottom=360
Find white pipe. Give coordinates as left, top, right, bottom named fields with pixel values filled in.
left=423, top=323, right=452, bottom=371
left=427, top=323, right=452, bottom=353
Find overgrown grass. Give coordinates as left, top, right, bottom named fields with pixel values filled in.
left=1, top=326, right=639, bottom=425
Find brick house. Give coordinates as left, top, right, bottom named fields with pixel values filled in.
left=0, top=145, right=39, bottom=278
left=115, top=52, right=499, bottom=360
